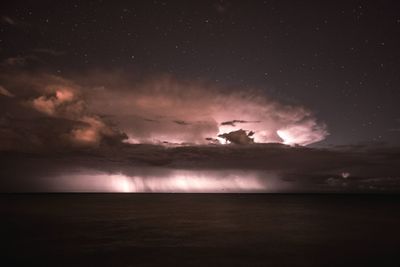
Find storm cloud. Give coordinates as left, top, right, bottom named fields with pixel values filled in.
left=0, top=70, right=328, bottom=148
left=0, top=143, right=400, bottom=192
left=7, top=70, right=395, bottom=193
left=87, top=75, right=328, bottom=145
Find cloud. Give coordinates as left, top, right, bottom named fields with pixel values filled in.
left=218, top=129, right=254, bottom=144
left=0, top=71, right=126, bottom=149
left=0, top=70, right=328, bottom=151
left=83, top=74, right=328, bottom=145
left=30, top=86, right=81, bottom=116
left=33, top=48, right=66, bottom=56
left=1, top=56, right=28, bottom=67
left=173, top=120, right=191, bottom=125
left=0, top=143, right=400, bottom=192
left=0, top=85, right=14, bottom=97
left=221, top=120, right=261, bottom=126
left=0, top=70, right=397, bottom=192
left=277, top=119, right=328, bottom=146
left=1, top=15, right=30, bottom=28
left=2, top=16, right=15, bottom=25
left=1, top=54, right=41, bottom=67
left=28, top=85, right=125, bottom=146
left=48, top=170, right=271, bottom=193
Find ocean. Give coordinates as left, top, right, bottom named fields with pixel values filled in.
left=2, top=194, right=400, bottom=266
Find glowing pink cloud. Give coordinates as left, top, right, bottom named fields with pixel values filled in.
left=88, top=76, right=328, bottom=146
left=3, top=71, right=328, bottom=147
left=28, top=84, right=123, bottom=146
left=277, top=120, right=328, bottom=146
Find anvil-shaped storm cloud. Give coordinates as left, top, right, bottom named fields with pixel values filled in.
left=0, top=70, right=327, bottom=149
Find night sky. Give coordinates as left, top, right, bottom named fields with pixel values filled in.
left=1, top=1, right=400, bottom=192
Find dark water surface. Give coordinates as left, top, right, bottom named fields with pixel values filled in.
left=1, top=194, right=400, bottom=266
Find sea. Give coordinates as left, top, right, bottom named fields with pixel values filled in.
left=1, top=194, right=400, bottom=266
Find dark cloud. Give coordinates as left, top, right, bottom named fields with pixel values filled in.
left=0, top=141, right=399, bottom=192
left=173, top=120, right=191, bottom=126
left=218, top=129, right=254, bottom=144
left=221, top=120, right=261, bottom=126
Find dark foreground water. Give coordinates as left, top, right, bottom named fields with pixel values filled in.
left=1, top=194, right=400, bottom=266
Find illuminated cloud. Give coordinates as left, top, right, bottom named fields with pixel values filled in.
left=0, top=73, right=126, bottom=147
left=86, top=75, right=328, bottom=145
left=70, top=116, right=105, bottom=144
left=2, top=143, right=400, bottom=193
left=0, top=71, right=328, bottom=149
left=341, top=172, right=350, bottom=179
left=50, top=170, right=272, bottom=193
left=29, top=87, right=114, bottom=145
left=277, top=120, right=328, bottom=146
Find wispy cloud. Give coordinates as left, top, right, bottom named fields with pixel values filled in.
left=1, top=56, right=27, bottom=67
left=33, top=48, right=66, bottom=56
left=0, top=85, right=14, bottom=97
left=1, top=55, right=39, bottom=67
left=2, top=16, right=15, bottom=25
